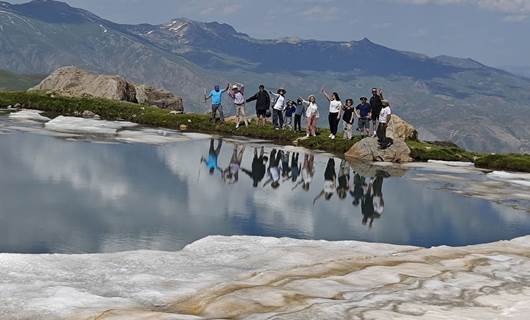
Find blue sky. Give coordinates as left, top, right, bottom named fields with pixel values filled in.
left=11, top=0, right=530, bottom=66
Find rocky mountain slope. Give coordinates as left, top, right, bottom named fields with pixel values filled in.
left=1, top=0, right=530, bottom=152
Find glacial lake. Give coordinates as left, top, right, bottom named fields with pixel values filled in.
left=1, top=115, right=530, bottom=253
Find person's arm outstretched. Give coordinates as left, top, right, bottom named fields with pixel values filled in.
left=246, top=93, right=258, bottom=103
left=321, top=88, right=331, bottom=101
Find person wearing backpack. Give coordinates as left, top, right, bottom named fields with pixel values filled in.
left=246, top=85, right=271, bottom=127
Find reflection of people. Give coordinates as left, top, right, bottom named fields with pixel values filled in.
left=281, top=151, right=291, bottom=178
left=264, top=149, right=282, bottom=189
left=201, top=138, right=223, bottom=175
left=288, top=152, right=301, bottom=183
left=223, top=144, right=245, bottom=184
left=313, top=158, right=337, bottom=205
left=350, top=173, right=366, bottom=207
left=292, top=153, right=314, bottom=191
left=361, top=178, right=377, bottom=227
left=337, top=160, right=350, bottom=199
left=372, top=172, right=385, bottom=218
left=242, top=147, right=267, bottom=188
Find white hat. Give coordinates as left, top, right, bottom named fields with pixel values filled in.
left=232, top=85, right=239, bottom=90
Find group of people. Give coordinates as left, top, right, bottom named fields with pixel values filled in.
left=205, top=84, right=393, bottom=148
left=200, top=139, right=386, bottom=227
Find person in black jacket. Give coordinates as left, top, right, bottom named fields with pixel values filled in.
left=246, top=85, right=271, bottom=126
left=369, top=88, right=384, bottom=137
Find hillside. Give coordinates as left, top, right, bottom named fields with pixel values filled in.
left=1, top=0, right=530, bottom=152
left=0, top=69, right=41, bottom=91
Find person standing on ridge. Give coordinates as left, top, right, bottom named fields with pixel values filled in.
left=270, top=88, right=287, bottom=130
left=300, top=95, right=319, bottom=137
left=228, top=83, right=248, bottom=129
left=370, top=88, right=384, bottom=136
left=377, top=100, right=393, bottom=149
left=321, top=88, right=342, bottom=140
left=342, top=98, right=355, bottom=140
left=293, top=99, right=306, bottom=132
left=246, top=85, right=271, bottom=127
left=355, top=97, right=371, bottom=136
left=205, top=84, right=229, bottom=124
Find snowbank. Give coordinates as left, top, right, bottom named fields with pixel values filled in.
left=45, top=116, right=137, bottom=135
left=488, top=171, right=530, bottom=187
left=8, top=109, right=51, bottom=122
left=1, top=235, right=530, bottom=319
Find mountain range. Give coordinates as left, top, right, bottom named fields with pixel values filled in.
left=1, top=0, right=529, bottom=153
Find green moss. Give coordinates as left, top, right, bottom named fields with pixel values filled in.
left=406, top=139, right=477, bottom=162
left=475, top=154, right=530, bottom=173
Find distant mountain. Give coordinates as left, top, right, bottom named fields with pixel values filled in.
left=500, top=66, right=530, bottom=79
left=0, top=69, right=42, bottom=91
left=1, top=0, right=530, bottom=153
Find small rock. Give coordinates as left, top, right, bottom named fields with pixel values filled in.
left=82, top=110, right=100, bottom=119
left=179, top=124, right=188, bottom=131
left=13, top=103, right=21, bottom=109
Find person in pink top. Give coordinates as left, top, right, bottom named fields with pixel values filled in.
left=228, top=83, right=248, bottom=129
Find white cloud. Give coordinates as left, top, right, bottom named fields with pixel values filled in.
left=390, top=0, right=530, bottom=20
left=301, top=5, right=340, bottom=21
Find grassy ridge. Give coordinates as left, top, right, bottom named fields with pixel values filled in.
left=1, top=91, right=529, bottom=172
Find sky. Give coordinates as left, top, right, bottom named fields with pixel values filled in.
left=9, top=0, right=530, bottom=67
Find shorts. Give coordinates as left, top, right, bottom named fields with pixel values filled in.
left=358, top=118, right=370, bottom=130
left=235, top=104, right=246, bottom=117
left=256, top=109, right=267, bottom=117
left=371, top=112, right=380, bottom=122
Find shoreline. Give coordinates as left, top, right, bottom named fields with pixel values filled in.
left=1, top=91, right=529, bottom=172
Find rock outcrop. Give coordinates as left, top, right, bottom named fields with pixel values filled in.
left=387, top=115, right=418, bottom=140
left=29, top=67, right=183, bottom=112
left=345, top=137, right=413, bottom=163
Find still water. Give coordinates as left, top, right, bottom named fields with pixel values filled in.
left=1, top=128, right=530, bottom=253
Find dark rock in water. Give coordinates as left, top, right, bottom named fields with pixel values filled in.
left=29, top=67, right=184, bottom=112
left=345, top=137, right=413, bottom=163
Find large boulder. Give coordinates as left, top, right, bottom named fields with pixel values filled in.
left=386, top=115, right=418, bottom=140
left=345, top=137, right=413, bottom=163
left=29, top=66, right=184, bottom=112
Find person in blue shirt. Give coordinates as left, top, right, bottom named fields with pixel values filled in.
left=200, top=138, right=223, bottom=175
left=205, top=84, right=229, bottom=124
left=355, top=97, right=372, bottom=136
left=284, top=100, right=297, bottom=130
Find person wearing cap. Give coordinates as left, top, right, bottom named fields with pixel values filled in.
left=377, top=100, right=393, bottom=148
left=355, top=97, right=371, bottom=136
left=269, top=88, right=287, bottom=129
left=205, top=83, right=229, bottom=124
left=370, top=88, right=384, bottom=137
left=246, top=85, right=271, bottom=127
left=228, top=83, right=248, bottom=129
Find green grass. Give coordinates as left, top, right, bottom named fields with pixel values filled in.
left=0, top=70, right=43, bottom=91
left=475, top=154, right=530, bottom=173
left=2, top=91, right=530, bottom=172
left=406, top=139, right=477, bottom=162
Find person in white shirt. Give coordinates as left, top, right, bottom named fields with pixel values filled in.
left=377, top=100, right=393, bottom=148
left=269, top=88, right=287, bottom=130
left=299, top=95, right=319, bottom=137
left=321, top=88, right=342, bottom=140
left=228, top=83, right=248, bottom=129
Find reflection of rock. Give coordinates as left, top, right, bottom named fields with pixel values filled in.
left=345, top=137, right=413, bottom=163
left=29, top=66, right=184, bottom=112
left=387, top=115, right=418, bottom=140
left=348, top=159, right=408, bottom=177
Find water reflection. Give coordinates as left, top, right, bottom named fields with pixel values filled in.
left=1, top=132, right=530, bottom=254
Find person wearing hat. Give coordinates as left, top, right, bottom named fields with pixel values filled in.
left=355, top=96, right=371, bottom=136
left=246, top=85, right=271, bottom=127
left=377, top=100, right=392, bottom=148
left=370, top=88, right=384, bottom=136
left=269, top=88, right=287, bottom=129
left=228, top=83, right=248, bottom=129
left=205, top=83, right=229, bottom=124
